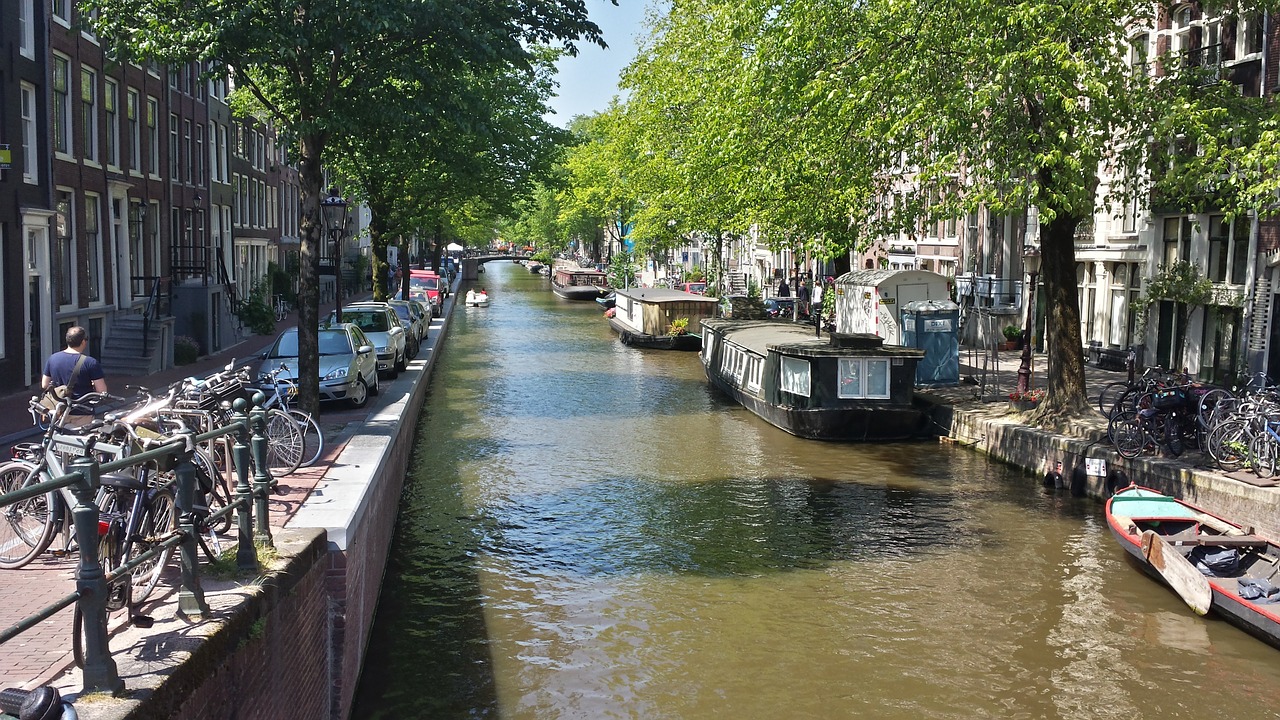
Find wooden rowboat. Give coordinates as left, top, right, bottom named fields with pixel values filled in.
left=1106, top=485, right=1280, bottom=648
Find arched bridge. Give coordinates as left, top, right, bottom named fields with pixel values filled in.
left=460, top=253, right=536, bottom=281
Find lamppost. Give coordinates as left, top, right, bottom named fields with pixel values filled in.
left=321, top=190, right=350, bottom=322
left=1016, top=244, right=1043, bottom=394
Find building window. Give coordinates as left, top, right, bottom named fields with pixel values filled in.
left=1171, top=6, right=1192, bottom=55
left=147, top=98, right=160, bottom=176
left=53, top=56, right=71, bottom=156
left=218, top=124, right=229, bottom=182
left=56, top=192, right=74, bottom=307
left=781, top=356, right=811, bottom=397
left=128, top=89, right=141, bottom=172
left=1207, top=215, right=1251, bottom=285
left=1162, top=216, right=1191, bottom=267
left=20, top=83, right=38, bottom=185
left=85, top=195, right=103, bottom=303
left=18, top=0, right=35, bottom=59
left=53, top=0, right=71, bottom=25
left=105, top=79, right=120, bottom=168
left=169, top=113, right=179, bottom=178
left=184, top=119, right=193, bottom=184
left=195, top=124, right=205, bottom=185
left=1237, top=14, right=1264, bottom=57
left=81, top=67, right=98, bottom=163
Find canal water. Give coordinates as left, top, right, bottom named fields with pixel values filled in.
left=352, top=263, right=1280, bottom=719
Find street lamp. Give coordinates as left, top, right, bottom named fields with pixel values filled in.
left=321, top=190, right=350, bottom=322
left=1016, top=244, right=1043, bottom=394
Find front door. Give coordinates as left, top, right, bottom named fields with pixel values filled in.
left=24, top=222, right=52, bottom=387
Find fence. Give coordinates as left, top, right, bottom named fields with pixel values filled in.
left=0, top=397, right=275, bottom=695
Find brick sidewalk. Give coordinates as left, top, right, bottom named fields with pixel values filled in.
left=0, top=288, right=428, bottom=690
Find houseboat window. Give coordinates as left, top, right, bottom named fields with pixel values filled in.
left=703, top=333, right=717, bottom=360
left=839, top=358, right=891, bottom=399
left=745, top=357, right=763, bottom=392
left=781, top=356, right=811, bottom=397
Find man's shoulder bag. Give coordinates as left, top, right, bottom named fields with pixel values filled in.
left=37, top=354, right=87, bottom=416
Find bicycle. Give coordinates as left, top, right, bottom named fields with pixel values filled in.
left=0, top=393, right=131, bottom=570
left=256, top=363, right=324, bottom=468
left=176, top=361, right=305, bottom=477
left=274, top=294, right=290, bottom=322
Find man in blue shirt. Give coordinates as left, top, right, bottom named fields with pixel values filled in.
left=42, top=326, right=107, bottom=425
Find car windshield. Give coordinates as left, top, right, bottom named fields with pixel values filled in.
left=269, top=331, right=300, bottom=358
left=391, top=305, right=412, bottom=323
left=339, top=310, right=389, bottom=332
left=318, top=330, right=354, bottom=356
left=410, top=276, right=439, bottom=290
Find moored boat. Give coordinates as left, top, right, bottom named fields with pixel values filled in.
left=608, top=288, right=719, bottom=351
left=1106, top=485, right=1280, bottom=648
left=528, top=262, right=545, bottom=273
left=596, top=291, right=616, bottom=310
left=700, top=319, right=926, bottom=440
left=552, top=267, right=609, bottom=301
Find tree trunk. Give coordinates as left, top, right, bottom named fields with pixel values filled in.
left=369, top=212, right=390, bottom=302
left=295, top=133, right=327, bottom=417
left=1036, top=212, right=1091, bottom=419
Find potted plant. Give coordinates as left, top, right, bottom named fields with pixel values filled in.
left=667, top=317, right=690, bottom=336
left=1008, top=388, right=1045, bottom=411
left=1002, top=324, right=1023, bottom=351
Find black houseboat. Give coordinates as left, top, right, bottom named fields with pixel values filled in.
left=552, top=267, right=610, bottom=301
left=700, top=319, right=926, bottom=441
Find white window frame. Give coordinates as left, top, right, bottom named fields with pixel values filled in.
left=56, top=189, right=77, bottom=310
left=169, top=113, right=179, bottom=178
left=53, top=0, right=71, bottom=26
left=1237, top=13, right=1264, bottom=58
left=780, top=356, right=811, bottom=397
left=838, top=358, right=892, bottom=400
left=18, top=0, right=35, bottom=59
left=147, top=97, right=160, bottom=177
left=20, top=83, right=38, bottom=185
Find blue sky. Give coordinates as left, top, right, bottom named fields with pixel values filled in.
left=546, top=1, right=651, bottom=126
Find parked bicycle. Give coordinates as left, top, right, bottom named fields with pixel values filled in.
left=256, top=363, right=324, bottom=468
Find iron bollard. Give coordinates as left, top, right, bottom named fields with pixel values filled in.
left=68, top=456, right=123, bottom=695
left=172, top=428, right=210, bottom=619
left=230, top=399, right=257, bottom=572
left=248, top=394, right=274, bottom=547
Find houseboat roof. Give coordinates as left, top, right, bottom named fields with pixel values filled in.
left=614, top=288, right=719, bottom=304
left=701, top=319, right=925, bottom=359
left=833, top=268, right=949, bottom=286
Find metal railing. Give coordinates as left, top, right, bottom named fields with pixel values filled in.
left=0, top=396, right=274, bottom=695
left=139, top=276, right=167, bottom=358
left=953, top=274, right=1025, bottom=309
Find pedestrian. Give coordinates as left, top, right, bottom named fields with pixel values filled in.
left=42, top=326, right=107, bottom=427
left=778, top=278, right=791, bottom=297
left=797, top=279, right=811, bottom=317
left=811, top=281, right=824, bottom=315
left=1042, top=460, right=1063, bottom=491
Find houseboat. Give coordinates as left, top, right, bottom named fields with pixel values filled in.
left=700, top=319, right=926, bottom=441
left=552, top=267, right=610, bottom=301
left=608, top=288, right=720, bottom=351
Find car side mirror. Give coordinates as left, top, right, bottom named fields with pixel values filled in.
left=357, top=345, right=374, bottom=354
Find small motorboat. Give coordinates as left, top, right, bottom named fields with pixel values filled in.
left=465, top=289, right=490, bottom=307
left=596, top=291, right=616, bottom=310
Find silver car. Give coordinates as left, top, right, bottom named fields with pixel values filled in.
left=328, top=304, right=407, bottom=378
left=258, top=324, right=380, bottom=407
left=385, top=298, right=428, bottom=353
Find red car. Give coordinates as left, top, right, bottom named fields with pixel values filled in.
left=678, top=282, right=707, bottom=295
left=408, top=270, right=444, bottom=317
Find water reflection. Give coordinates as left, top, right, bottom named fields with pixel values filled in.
left=353, top=264, right=1280, bottom=720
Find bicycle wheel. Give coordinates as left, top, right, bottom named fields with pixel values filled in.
left=1195, top=388, right=1233, bottom=430
left=1162, top=413, right=1184, bottom=458
left=1251, top=433, right=1278, bottom=479
left=263, top=408, right=304, bottom=476
left=1111, top=411, right=1148, bottom=459
left=1207, top=419, right=1250, bottom=472
left=289, top=410, right=324, bottom=467
left=123, top=486, right=176, bottom=606
left=1097, top=381, right=1132, bottom=418
left=0, top=461, right=55, bottom=569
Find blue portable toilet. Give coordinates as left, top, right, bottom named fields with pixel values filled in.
left=902, top=299, right=960, bottom=386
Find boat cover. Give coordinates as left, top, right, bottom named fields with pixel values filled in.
left=1110, top=488, right=1199, bottom=520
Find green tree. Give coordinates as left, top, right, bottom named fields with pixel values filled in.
left=84, top=0, right=603, bottom=413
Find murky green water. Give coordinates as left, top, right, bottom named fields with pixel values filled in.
left=352, top=263, right=1280, bottom=719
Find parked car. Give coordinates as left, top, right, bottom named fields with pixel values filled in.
left=385, top=298, right=427, bottom=355
left=408, top=270, right=443, bottom=317
left=257, top=323, right=379, bottom=408
left=328, top=304, right=407, bottom=377
left=678, top=282, right=707, bottom=295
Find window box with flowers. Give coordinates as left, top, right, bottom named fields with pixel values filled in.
left=1008, top=389, right=1045, bottom=411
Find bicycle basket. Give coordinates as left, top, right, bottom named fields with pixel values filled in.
left=1152, top=387, right=1187, bottom=410
left=181, top=376, right=248, bottom=411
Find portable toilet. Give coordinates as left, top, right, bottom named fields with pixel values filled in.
left=901, top=299, right=961, bottom=386
left=834, top=269, right=951, bottom=345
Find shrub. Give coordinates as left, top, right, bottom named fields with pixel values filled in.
left=174, top=335, right=201, bottom=365
left=236, top=284, right=277, bottom=335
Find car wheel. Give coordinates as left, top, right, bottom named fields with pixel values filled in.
left=407, top=338, right=419, bottom=360
left=395, top=347, right=408, bottom=372
left=348, top=377, right=369, bottom=408
left=368, top=368, right=381, bottom=396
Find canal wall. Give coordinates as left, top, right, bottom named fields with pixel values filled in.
left=922, top=393, right=1280, bottom=539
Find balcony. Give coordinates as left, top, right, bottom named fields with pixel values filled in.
left=1183, top=43, right=1224, bottom=86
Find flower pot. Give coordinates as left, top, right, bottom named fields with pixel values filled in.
left=1000, top=341, right=1017, bottom=351
left=1009, top=399, right=1039, bottom=412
